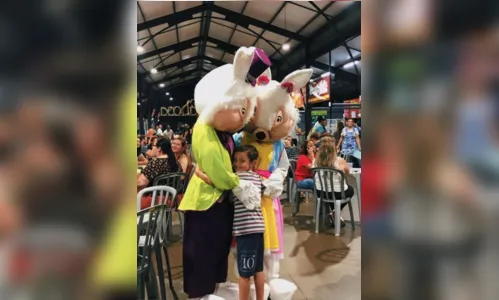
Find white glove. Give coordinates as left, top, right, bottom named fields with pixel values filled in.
left=262, top=169, right=286, bottom=198
left=233, top=180, right=260, bottom=209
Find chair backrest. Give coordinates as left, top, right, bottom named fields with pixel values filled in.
left=137, top=185, right=178, bottom=212
left=288, top=160, right=297, bottom=180
left=310, top=167, right=346, bottom=202
left=137, top=202, right=169, bottom=272
left=153, top=172, right=187, bottom=192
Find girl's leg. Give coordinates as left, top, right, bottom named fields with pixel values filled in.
left=238, top=276, right=251, bottom=300
left=254, top=272, right=265, bottom=300
left=296, top=178, right=314, bottom=190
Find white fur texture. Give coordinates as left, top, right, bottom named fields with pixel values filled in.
left=194, top=47, right=257, bottom=125
left=253, top=68, right=312, bottom=131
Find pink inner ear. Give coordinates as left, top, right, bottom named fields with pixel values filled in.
left=257, top=75, right=270, bottom=86
left=280, top=82, right=294, bottom=93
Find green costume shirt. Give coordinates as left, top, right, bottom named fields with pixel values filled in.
left=178, top=122, right=240, bottom=211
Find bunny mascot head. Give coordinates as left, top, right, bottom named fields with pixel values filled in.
left=179, top=46, right=270, bottom=300
left=248, top=68, right=312, bottom=141
left=232, top=68, right=312, bottom=300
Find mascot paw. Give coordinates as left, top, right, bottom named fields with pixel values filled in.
left=268, top=279, right=297, bottom=300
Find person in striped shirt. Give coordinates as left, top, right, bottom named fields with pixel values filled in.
left=232, top=145, right=265, bottom=300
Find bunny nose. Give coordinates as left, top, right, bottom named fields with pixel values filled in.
left=254, top=129, right=268, bottom=141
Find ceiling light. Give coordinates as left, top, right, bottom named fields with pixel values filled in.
left=170, top=97, right=173, bottom=101
left=150, top=68, right=158, bottom=74
left=166, top=92, right=170, bottom=95
left=137, top=103, right=141, bottom=106
left=159, top=83, right=165, bottom=88
left=282, top=43, right=290, bottom=51
left=137, top=45, right=144, bottom=53
left=344, top=61, right=359, bottom=68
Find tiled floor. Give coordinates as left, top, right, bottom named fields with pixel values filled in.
left=158, top=191, right=361, bottom=300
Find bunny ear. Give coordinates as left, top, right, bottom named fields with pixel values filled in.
left=233, top=47, right=255, bottom=81
left=261, top=68, right=272, bottom=80
left=280, top=68, right=314, bottom=92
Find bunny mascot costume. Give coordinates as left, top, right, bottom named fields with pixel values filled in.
left=233, top=68, right=313, bottom=299
left=179, top=46, right=270, bottom=300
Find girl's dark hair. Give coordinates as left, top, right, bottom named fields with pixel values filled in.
left=300, top=139, right=313, bottom=155
left=157, top=138, right=179, bottom=172
left=234, top=145, right=259, bottom=162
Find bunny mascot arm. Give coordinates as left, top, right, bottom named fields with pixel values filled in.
left=179, top=46, right=269, bottom=300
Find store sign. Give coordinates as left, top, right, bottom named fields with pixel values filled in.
left=290, top=88, right=305, bottom=109
left=344, top=98, right=361, bottom=119
left=311, top=110, right=328, bottom=117
left=160, top=99, right=198, bottom=117
left=308, top=78, right=330, bottom=104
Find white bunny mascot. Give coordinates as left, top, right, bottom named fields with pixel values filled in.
left=233, top=68, right=313, bottom=300
left=180, top=46, right=270, bottom=300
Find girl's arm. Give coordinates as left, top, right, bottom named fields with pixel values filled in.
left=355, top=129, right=361, bottom=150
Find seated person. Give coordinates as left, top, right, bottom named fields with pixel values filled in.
left=294, top=139, right=316, bottom=190
left=171, top=136, right=192, bottom=174
left=145, top=136, right=158, bottom=159
left=137, top=137, right=148, bottom=165
left=284, top=139, right=300, bottom=161
left=137, top=138, right=182, bottom=209
left=313, top=137, right=354, bottom=228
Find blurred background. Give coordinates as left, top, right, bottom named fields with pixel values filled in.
left=362, top=0, right=499, bottom=299
left=0, top=0, right=136, bottom=299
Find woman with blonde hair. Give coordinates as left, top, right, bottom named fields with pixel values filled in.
left=171, top=135, right=192, bottom=173
left=313, top=136, right=355, bottom=228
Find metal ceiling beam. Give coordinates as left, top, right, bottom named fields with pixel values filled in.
left=138, top=37, right=199, bottom=61
left=154, top=68, right=210, bottom=85
left=154, top=55, right=225, bottom=74
left=165, top=77, right=202, bottom=90
left=138, top=36, right=271, bottom=64
left=198, top=1, right=213, bottom=72
left=309, top=1, right=360, bottom=76
left=138, top=2, right=168, bottom=82
left=273, top=2, right=361, bottom=85
left=137, top=4, right=205, bottom=32
left=211, top=4, right=306, bottom=41
left=311, top=61, right=358, bottom=83
left=221, top=2, right=249, bottom=62
left=251, top=2, right=287, bottom=48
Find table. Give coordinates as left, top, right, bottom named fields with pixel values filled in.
left=349, top=168, right=361, bottom=223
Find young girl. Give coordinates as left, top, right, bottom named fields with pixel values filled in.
left=232, top=145, right=265, bottom=300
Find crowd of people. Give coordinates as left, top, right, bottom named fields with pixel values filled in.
left=283, top=117, right=362, bottom=228
left=137, top=125, right=193, bottom=183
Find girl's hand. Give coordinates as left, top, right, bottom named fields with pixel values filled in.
left=195, top=165, right=213, bottom=185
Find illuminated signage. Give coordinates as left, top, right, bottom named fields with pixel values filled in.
left=308, top=78, right=330, bottom=104
left=160, top=99, right=197, bottom=117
